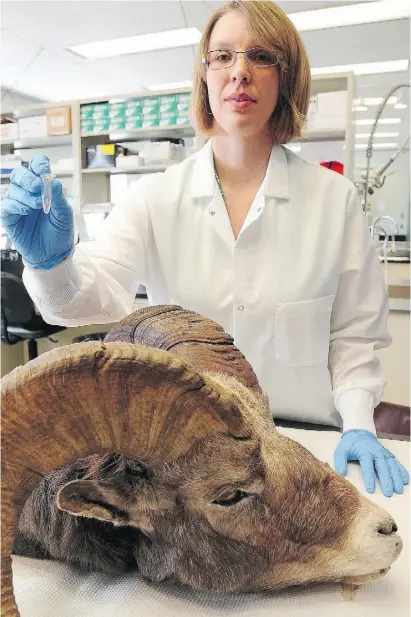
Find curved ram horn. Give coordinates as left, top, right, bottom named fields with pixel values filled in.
left=1, top=336, right=252, bottom=616
left=105, top=305, right=262, bottom=393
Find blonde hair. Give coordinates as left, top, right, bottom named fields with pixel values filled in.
left=190, top=0, right=311, bottom=144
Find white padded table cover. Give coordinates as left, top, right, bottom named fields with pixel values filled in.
left=12, top=427, right=410, bottom=617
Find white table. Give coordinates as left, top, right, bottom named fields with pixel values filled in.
left=12, top=428, right=410, bottom=617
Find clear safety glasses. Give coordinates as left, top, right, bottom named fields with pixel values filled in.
left=202, top=47, right=281, bottom=70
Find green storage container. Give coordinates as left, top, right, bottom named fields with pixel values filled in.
left=125, top=99, right=142, bottom=111
left=125, top=119, right=143, bottom=129
left=142, top=96, right=160, bottom=105
left=159, top=111, right=177, bottom=121
left=80, top=104, right=95, bottom=113
left=109, top=120, right=126, bottom=131
left=108, top=108, right=125, bottom=119
left=92, top=109, right=109, bottom=120
left=125, top=113, right=142, bottom=122
left=92, top=121, right=110, bottom=133
left=159, top=102, right=177, bottom=113
left=81, top=121, right=95, bottom=134
left=160, top=94, right=177, bottom=104
left=176, top=116, right=190, bottom=126
left=125, top=108, right=144, bottom=117
left=142, top=104, right=160, bottom=116
left=142, top=118, right=160, bottom=128
left=177, top=92, right=191, bottom=103
left=109, top=101, right=126, bottom=110
left=159, top=118, right=177, bottom=127
left=141, top=112, right=159, bottom=122
left=177, top=102, right=189, bottom=113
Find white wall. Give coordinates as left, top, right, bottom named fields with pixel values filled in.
left=1, top=87, right=44, bottom=111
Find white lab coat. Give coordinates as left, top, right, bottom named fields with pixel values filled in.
left=23, top=141, right=390, bottom=431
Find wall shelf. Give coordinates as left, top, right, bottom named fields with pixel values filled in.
left=13, top=135, right=73, bottom=149
left=82, top=164, right=175, bottom=175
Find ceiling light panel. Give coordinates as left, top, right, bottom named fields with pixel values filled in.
left=311, top=59, right=409, bottom=76
left=355, top=132, right=400, bottom=138
left=290, top=1, right=410, bottom=32
left=69, top=27, right=201, bottom=60
left=355, top=142, right=399, bottom=149
left=355, top=118, right=401, bottom=125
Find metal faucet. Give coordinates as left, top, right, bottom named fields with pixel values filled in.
left=370, top=215, right=397, bottom=254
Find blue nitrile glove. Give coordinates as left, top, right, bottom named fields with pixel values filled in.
left=0, top=155, right=74, bottom=269
left=334, top=429, right=409, bottom=497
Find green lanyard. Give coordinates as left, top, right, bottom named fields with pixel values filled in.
left=213, top=161, right=227, bottom=206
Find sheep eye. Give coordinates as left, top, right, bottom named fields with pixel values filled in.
left=213, top=489, right=249, bottom=507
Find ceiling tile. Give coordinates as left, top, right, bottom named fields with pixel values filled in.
left=15, top=1, right=188, bottom=49
left=1, top=29, right=42, bottom=87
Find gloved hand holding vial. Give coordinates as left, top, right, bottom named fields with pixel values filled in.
left=0, top=155, right=74, bottom=269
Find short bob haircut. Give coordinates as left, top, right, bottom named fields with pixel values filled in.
left=190, top=0, right=311, bottom=145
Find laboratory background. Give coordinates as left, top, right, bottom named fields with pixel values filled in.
left=0, top=0, right=409, bottom=404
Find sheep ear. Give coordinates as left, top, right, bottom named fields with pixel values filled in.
left=56, top=480, right=130, bottom=526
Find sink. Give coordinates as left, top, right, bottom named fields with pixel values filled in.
left=376, top=242, right=410, bottom=262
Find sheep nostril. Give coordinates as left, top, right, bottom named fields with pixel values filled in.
left=378, top=522, right=398, bottom=535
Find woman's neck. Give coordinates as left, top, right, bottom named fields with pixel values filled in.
left=211, top=131, right=274, bottom=186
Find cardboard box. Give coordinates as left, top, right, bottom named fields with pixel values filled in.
left=0, top=122, right=19, bottom=140
left=46, top=107, right=72, bottom=135
left=18, top=115, right=47, bottom=139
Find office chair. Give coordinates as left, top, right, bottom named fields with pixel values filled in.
left=1, top=249, right=66, bottom=361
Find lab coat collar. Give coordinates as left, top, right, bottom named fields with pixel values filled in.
left=190, top=139, right=290, bottom=200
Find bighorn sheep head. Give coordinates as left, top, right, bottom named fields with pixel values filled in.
left=2, top=306, right=402, bottom=616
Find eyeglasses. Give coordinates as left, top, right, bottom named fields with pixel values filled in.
left=202, top=47, right=281, bottom=70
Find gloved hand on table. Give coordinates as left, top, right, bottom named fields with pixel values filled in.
left=334, top=429, right=409, bottom=497
left=0, top=155, right=74, bottom=270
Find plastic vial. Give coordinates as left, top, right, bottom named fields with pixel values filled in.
left=40, top=173, right=55, bottom=214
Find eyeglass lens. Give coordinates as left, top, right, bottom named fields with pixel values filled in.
left=207, top=47, right=278, bottom=70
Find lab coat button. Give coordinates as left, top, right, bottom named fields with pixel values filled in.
left=237, top=305, right=244, bottom=311
left=257, top=207, right=262, bottom=212
left=210, top=210, right=215, bottom=216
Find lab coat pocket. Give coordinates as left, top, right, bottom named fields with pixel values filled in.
left=275, top=295, right=335, bottom=367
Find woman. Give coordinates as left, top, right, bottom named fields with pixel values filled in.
left=1, top=1, right=408, bottom=497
